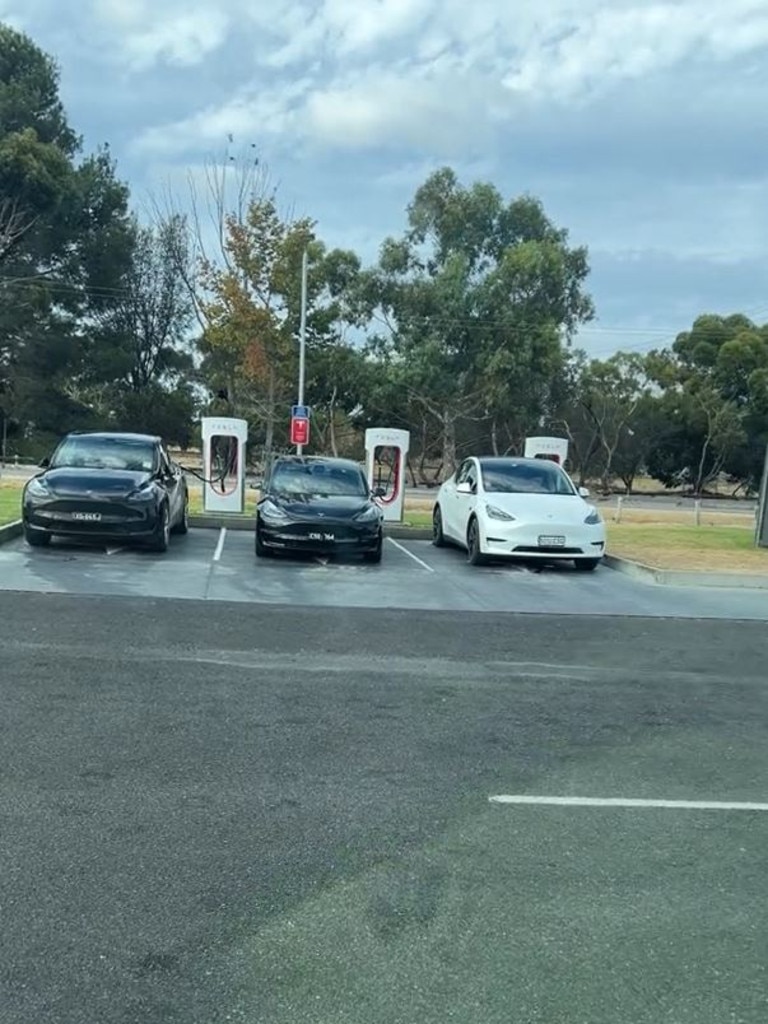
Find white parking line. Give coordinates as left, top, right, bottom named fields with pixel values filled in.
left=489, top=795, right=768, bottom=811
left=212, top=527, right=227, bottom=562
left=387, top=537, right=434, bottom=572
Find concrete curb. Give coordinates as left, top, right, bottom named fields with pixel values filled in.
left=189, top=514, right=253, bottom=531
left=188, top=514, right=433, bottom=541
left=0, top=520, right=22, bottom=545
left=604, top=554, right=768, bottom=590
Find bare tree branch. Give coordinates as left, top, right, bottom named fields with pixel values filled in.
left=0, top=197, right=36, bottom=264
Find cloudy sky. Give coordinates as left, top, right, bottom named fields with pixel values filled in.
left=3, top=0, right=768, bottom=356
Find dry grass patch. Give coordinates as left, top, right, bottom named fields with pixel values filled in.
left=607, top=523, right=765, bottom=573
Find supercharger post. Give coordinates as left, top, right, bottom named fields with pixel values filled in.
left=524, top=436, right=569, bottom=466
left=365, top=428, right=410, bottom=523
left=755, top=443, right=768, bottom=548
left=201, top=417, right=249, bottom=514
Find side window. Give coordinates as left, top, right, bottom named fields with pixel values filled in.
left=157, top=447, right=171, bottom=475
left=465, top=462, right=478, bottom=492
left=456, top=460, right=472, bottom=485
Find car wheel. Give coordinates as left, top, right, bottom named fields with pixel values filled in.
left=363, top=535, right=383, bottom=564
left=432, top=505, right=446, bottom=547
left=171, top=493, right=189, bottom=535
left=149, top=504, right=170, bottom=553
left=24, top=526, right=51, bottom=547
left=467, top=517, right=486, bottom=566
left=574, top=558, right=600, bottom=571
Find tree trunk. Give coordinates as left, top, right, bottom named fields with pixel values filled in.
left=328, top=387, right=338, bottom=456
left=580, top=433, right=601, bottom=487
left=601, top=440, right=617, bottom=493
left=694, top=433, right=712, bottom=497
left=417, top=418, right=429, bottom=484
left=263, top=366, right=276, bottom=464
left=620, top=472, right=635, bottom=494
left=418, top=447, right=428, bottom=485
left=441, top=410, right=457, bottom=474
left=490, top=418, right=499, bottom=456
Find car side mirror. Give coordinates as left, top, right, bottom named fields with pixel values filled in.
left=456, top=481, right=472, bottom=495
left=373, top=486, right=386, bottom=498
left=39, top=456, right=50, bottom=468
left=578, top=486, right=590, bottom=498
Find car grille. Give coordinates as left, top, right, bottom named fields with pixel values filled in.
left=281, top=521, right=359, bottom=539
left=513, top=545, right=583, bottom=555
left=36, top=500, right=147, bottom=522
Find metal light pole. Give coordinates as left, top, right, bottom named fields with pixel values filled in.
left=296, top=248, right=308, bottom=455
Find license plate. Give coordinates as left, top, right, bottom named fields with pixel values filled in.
left=308, top=532, right=334, bottom=541
left=538, top=535, right=565, bottom=547
left=72, top=512, right=102, bottom=522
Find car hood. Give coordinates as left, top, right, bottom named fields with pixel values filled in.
left=483, top=492, right=593, bottom=525
left=268, top=492, right=375, bottom=520
left=35, top=468, right=153, bottom=497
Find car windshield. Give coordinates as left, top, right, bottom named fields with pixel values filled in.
left=271, top=462, right=368, bottom=497
left=481, top=460, right=576, bottom=495
left=50, top=437, right=156, bottom=472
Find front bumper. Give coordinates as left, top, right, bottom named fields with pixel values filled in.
left=480, top=518, right=606, bottom=560
left=23, top=498, right=160, bottom=539
left=257, top=515, right=382, bottom=553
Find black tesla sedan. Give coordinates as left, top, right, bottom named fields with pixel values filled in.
left=255, top=455, right=384, bottom=562
left=22, top=431, right=189, bottom=552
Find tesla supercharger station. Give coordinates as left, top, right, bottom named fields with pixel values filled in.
left=365, top=427, right=410, bottom=523
left=524, top=436, right=569, bottom=466
left=201, top=416, right=248, bottom=514
left=755, top=443, right=768, bottom=548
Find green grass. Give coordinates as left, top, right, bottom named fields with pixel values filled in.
left=401, top=510, right=431, bottom=529
left=0, top=486, right=21, bottom=526
left=187, top=489, right=257, bottom=516
left=607, top=522, right=764, bottom=571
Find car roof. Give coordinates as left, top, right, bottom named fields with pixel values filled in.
left=64, top=431, right=161, bottom=444
left=478, top=456, right=563, bottom=469
left=271, top=455, right=362, bottom=469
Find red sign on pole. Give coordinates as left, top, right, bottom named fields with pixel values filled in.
left=290, top=416, right=309, bottom=446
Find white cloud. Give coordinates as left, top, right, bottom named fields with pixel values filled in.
left=302, top=59, right=501, bottom=153
left=125, top=0, right=768, bottom=160
left=90, top=0, right=231, bottom=68
left=502, top=1, right=768, bottom=100
left=135, top=78, right=311, bottom=155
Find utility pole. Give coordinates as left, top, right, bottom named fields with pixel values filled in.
left=296, top=248, right=308, bottom=455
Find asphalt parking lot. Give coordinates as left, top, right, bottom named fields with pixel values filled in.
left=1, top=594, right=767, bottom=1024
left=1, top=525, right=768, bottom=618
left=2, top=528, right=768, bottom=1023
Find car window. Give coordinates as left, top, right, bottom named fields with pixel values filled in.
left=455, top=460, right=472, bottom=485
left=270, top=462, right=368, bottom=497
left=481, top=460, right=576, bottom=495
left=50, top=436, right=156, bottom=473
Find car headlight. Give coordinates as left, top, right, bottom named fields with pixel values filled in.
left=584, top=507, right=602, bottom=525
left=126, top=482, right=156, bottom=501
left=259, top=499, right=289, bottom=521
left=25, top=477, right=50, bottom=499
left=486, top=503, right=515, bottom=521
left=355, top=504, right=382, bottom=522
